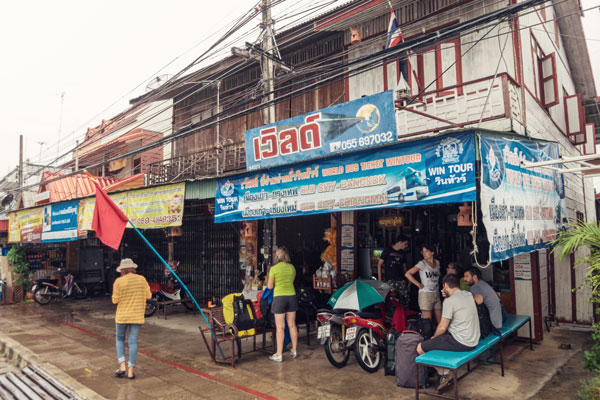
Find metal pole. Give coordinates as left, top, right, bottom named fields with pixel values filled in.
left=18, top=135, right=23, bottom=189
left=262, top=0, right=275, bottom=125
left=216, top=81, right=221, bottom=176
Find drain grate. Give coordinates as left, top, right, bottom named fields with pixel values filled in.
left=0, top=364, right=83, bottom=400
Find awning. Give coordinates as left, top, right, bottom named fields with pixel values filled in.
left=185, top=179, right=216, bottom=200
left=214, top=132, right=476, bottom=223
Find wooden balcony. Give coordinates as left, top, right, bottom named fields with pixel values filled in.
left=147, top=142, right=246, bottom=185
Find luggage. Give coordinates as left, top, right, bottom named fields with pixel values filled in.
left=395, top=331, right=428, bottom=388
left=384, top=330, right=401, bottom=376
left=222, top=293, right=257, bottom=337
left=477, top=302, right=500, bottom=339
left=406, top=317, right=433, bottom=340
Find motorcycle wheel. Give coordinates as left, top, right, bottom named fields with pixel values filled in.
left=33, top=286, right=53, bottom=305
left=145, top=299, right=158, bottom=318
left=180, top=291, right=195, bottom=310
left=354, top=329, right=383, bottom=373
left=73, top=283, right=88, bottom=299
left=323, top=325, right=350, bottom=368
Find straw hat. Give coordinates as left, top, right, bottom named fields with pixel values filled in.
left=116, top=258, right=138, bottom=272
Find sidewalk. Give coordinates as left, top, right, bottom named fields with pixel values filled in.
left=0, top=297, right=592, bottom=399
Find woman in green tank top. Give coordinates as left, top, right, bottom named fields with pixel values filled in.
left=267, top=246, right=298, bottom=362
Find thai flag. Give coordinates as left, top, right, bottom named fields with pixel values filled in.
left=386, top=8, right=403, bottom=48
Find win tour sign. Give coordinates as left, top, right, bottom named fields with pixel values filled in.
left=215, top=132, right=476, bottom=223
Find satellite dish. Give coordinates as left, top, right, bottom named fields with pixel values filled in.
left=1, top=194, right=14, bottom=207
left=146, top=74, right=174, bottom=92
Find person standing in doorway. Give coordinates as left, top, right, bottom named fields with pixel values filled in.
left=267, top=246, right=298, bottom=362
left=405, top=244, right=442, bottom=323
left=112, top=258, right=151, bottom=379
left=377, top=235, right=409, bottom=283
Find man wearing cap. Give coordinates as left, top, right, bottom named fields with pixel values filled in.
left=112, top=258, right=151, bottom=379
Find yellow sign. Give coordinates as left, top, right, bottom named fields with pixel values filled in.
left=8, top=207, right=43, bottom=243
left=378, top=215, right=404, bottom=228
left=78, top=192, right=129, bottom=232
left=127, top=183, right=185, bottom=229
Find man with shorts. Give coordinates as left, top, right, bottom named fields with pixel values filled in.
left=416, top=274, right=480, bottom=391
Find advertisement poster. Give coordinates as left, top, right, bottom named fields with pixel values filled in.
left=8, top=207, right=43, bottom=243
left=127, top=183, right=185, bottom=228
left=41, top=200, right=78, bottom=243
left=341, top=224, right=355, bottom=272
left=480, top=135, right=566, bottom=262
left=216, top=132, right=476, bottom=223
left=514, top=253, right=532, bottom=280
left=245, top=91, right=397, bottom=171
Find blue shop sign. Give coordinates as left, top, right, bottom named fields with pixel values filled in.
left=216, top=132, right=476, bottom=223
left=244, top=91, right=397, bottom=171
left=41, top=200, right=79, bottom=243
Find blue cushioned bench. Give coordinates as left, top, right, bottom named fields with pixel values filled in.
left=414, top=314, right=532, bottom=400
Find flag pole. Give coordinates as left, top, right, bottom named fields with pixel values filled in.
left=83, top=171, right=225, bottom=360
left=127, top=221, right=226, bottom=360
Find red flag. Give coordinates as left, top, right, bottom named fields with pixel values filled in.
left=91, top=181, right=128, bottom=250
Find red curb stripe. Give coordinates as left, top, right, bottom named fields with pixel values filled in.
left=65, top=323, right=278, bottom=400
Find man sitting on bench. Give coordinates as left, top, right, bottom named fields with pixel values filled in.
left=464, top=267, right=502, bottom=329
left=417, top=274, right=480, bottom=391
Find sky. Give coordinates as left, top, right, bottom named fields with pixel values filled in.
left=0, top=0, right=599, bottom=179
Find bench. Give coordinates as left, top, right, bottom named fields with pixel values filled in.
left=157, top=298, right=196, bottom=319
left=415, top=314, right=532, bottom=400
left=199, top=306, right=275, bottom=367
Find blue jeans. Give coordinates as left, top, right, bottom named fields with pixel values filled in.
left=115, top=323, right=141, bottom=367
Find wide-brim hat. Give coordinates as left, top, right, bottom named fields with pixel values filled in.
left=116, top=258, right=137, bottom=272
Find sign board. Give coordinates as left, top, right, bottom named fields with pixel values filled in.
left=514, top=253, right=532, bottom=280
left=245, top=91, right=397, bottom=171
left=8, top=207, right=43, bottom=243
left=216, top=132, right=476, bottom=222
left=480, top=135, right=566, bottom=262
left=41, top=200, right=78, bottom=243
left=341, top=224, right=355, bottom=272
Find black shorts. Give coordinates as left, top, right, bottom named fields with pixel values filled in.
left=271, top=295, right=298, bottom=314
left=420, top=332, right=476, bottom=353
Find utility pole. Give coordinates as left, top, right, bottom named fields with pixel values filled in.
left=261, top=0, right=276, bottom=126
left=18, top=135, right=23, bottom=190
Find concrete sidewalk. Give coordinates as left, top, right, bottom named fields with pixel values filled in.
left=0, top=297, right=591, bottom=399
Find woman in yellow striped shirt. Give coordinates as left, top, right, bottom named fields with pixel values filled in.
left=112, top=258, right=151, bottom=379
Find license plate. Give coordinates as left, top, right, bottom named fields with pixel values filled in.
left=317, top=324, right=331, bottom=339
left=345, top=326, right=357, bottom=341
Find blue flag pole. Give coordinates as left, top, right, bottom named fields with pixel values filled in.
left=128, top=221, right=226, bottom=360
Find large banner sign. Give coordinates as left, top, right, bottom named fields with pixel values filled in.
left=480, top=135, right=566, bottom=262
left=78, top=183, right=185, bottom=231
left=41, top=200, right=78, bottom=243
left=216, top=132, right=476, bottom=223
left=245, top=91, right=397, bottom=171
left=8, top=207, right=43, bottom=243
left=126, top=183, right=185, bottom=228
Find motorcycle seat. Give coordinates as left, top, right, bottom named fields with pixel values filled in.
left=37, top=279, right=58, bottom=285
left=355, top=310, right=382, bottom=319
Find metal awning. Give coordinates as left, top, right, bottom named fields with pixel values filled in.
left=521, top=153, right=600, bottom=176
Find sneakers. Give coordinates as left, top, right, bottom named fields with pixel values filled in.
left=269, top=353, right=283, bottom=362
left=436, top=374, right=454, bottom=392
left=290, top=350, right=298, bottom=358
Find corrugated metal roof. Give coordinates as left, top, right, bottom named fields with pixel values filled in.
left=185, top=179, right=216, bottom=200
left=36, top=171, right=118, bottom=205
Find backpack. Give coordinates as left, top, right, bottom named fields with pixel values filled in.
left=406, top=317, right=433, bottom=340
left=395, top=331, right=428, bottom=388
left=477, top=302, right=500, bottom=339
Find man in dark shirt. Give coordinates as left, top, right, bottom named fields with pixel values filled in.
left=377, top=236, right=409, bottom=282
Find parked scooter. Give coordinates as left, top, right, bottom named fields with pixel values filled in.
left=317, top=287, right=414, bottom=373
left=32, top=268, right=88, bottom=305
left=145, top=272, right=194, bottom=317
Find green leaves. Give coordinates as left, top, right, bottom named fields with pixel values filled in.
left=7, top=245, right=30, bottom=291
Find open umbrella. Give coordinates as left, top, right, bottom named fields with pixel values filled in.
left=327, top=279, right=391, bottom=310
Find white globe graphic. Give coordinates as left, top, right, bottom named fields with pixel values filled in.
left=356, top=104, right=381, bottom=133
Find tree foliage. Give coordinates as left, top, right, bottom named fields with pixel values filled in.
left=7, top=245, right=31, bottom=290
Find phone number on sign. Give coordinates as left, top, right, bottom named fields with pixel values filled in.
left=332, top=131, right=395, bottom=152
left=131, top=215, right=182, bottom=225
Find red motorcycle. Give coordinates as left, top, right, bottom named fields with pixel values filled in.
left=318, top=286, right=416, bottom=373
left=144, top=272, right=194, bottom=317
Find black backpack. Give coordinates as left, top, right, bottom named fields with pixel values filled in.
left=406, top=317, right=433, bottom=340
left=476, top=302, right=500, bottom=339
left=232, top=295, right=258, bottom=331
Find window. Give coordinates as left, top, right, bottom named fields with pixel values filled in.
left=409, top=38, right=462, bottom=97
left=539, top=53, right=558, bottom=108
left=584, top=124, right=596, bottom=155
left=564, top=94, right=586, bottom=144
left=133, top=158, right=142, bottom=175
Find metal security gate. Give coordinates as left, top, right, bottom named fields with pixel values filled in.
left=122, top=213, right=241, bottom=305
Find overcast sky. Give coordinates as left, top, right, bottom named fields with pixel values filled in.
left=0, top=1, right=599, bottom=178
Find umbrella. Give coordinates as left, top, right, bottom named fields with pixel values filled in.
left=327, top=279, right=391, bottom=310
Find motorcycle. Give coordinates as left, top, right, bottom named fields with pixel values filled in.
left=317, top=283, right=415, bottom=373
left=32, top=268, right=88, bottom=305
left=144, top=272, right=194, bottom=317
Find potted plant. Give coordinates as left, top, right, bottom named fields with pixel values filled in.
left=7, top=245, right=31, bottom=302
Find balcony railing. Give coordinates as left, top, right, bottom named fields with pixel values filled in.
left=147, top=142, right=246, bottom=185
